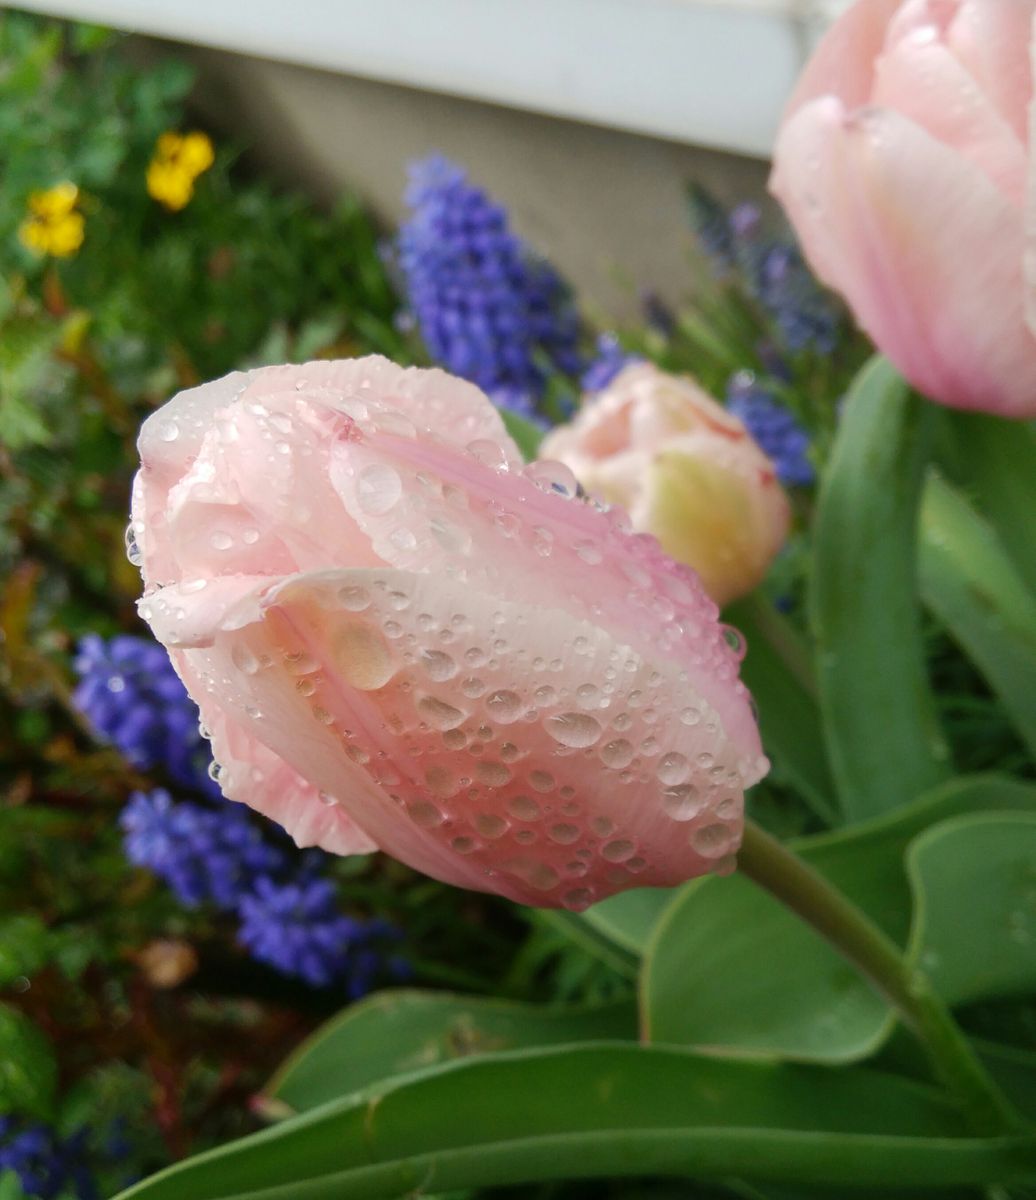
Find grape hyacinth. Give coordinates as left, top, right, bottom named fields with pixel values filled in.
left=580, top=333, right=641, bottom=394
left=237, top=874, right=403, bottom=993
left=0, top=1117, right=96, bottom=1200
left=120, top=789, right=401, bottom=993
left=726, top=372, right=815, bottom=487
left=397, top=154, right=583, bottom=418
left=688, top=189, right=838, bottom=354
left=72, top=635, right=217, bottom=797
left=120, top=789, right=287, bottom=908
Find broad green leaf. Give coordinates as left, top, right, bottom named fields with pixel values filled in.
left=265, top=989, right=636, bottom=1114
left=0, top=1003, right=57, bottom=1119
left=113, top=1043, right=1032, bottom=1200
left=643, top=776, right=1036, bottom=1062
left=919, top=476, right=1036, bottom=760
left=726, top=595, right=837, bottom=826
left=941, top=410, right=1036, bottom=598
left=810, top=357, right=949, bottom=821
left=907, top=812, right=1036, bottom=1007
left=581, top=887, right=672, bottom=958
left=976, top=1040, right=1036, bottom=1123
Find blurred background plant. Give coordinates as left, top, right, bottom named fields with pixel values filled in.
left=2, top=9, right=1033, bottom=1200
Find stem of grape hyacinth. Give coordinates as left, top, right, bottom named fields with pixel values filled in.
left=738, top=819, right=1021, bottom=1135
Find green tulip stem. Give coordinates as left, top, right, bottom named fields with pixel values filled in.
left=738, top=818, right=1020, bottom=1135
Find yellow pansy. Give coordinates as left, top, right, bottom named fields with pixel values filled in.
left=147, top=130, right=215, bottom=211
left=18, top=182, right=86, bottom=258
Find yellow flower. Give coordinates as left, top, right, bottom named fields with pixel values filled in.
left=147, top=130, right=215, bottom=211
left=18, top=182, right=86, bottom=258
left=146, top=160, right=197, bottom=212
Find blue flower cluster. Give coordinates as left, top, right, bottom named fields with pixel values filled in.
left=238, top=874, right=403, bottom=992
left=580, top=333, right=641, bottom=394
left=689, top=190, right=838, bottom=354
left=726, top=373, right=814, bottom=487
left=120, top=789, right=286, bottom=908
left=397, top=155, right=583, bottom=418
left=121, top=786, right=404, bottom=993
left=72, top=635, right=217, bottom=798
left=0, top=1117, right=96, bottom=1200
left=74, top=634, right=406, bottom=994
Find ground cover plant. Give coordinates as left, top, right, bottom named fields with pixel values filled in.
left=1, top=4, right=1035, bottom=1199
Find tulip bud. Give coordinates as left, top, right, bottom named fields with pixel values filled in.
left=131, top=358, right=767, bottom=909
left=541, top=364, right=790, bottom=606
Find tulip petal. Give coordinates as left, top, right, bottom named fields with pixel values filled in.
left=873, top=20, right=1026, bottom=203
left=639, top=433, right=788, bottom=608
left=176, top=655, right=379, bottom=857
left=163, top=566, right=761, bottom=907
left=237, top=357, right=523, bottom=468
left=771, top=98, right=1036, bottom=417
left=946, top=0, right=1034, bottom=142
left=783, top=0, right=902, bottom=117
left=328, top=427, right=760, bottom=752
left=1027, top=8, right=1036, bottom=340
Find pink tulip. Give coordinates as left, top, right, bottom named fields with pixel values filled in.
left=770, top=0, right=1036, bottom=419
left=541, top=364, right=791, bottom=607
left=131, top=357, right=767, bottom=908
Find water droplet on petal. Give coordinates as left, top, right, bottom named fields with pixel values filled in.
left=602, top=839, right=635, bottom=863
left=548, top=823, right=580, bottom=845
left=546, top=712, right=602, bottom=749
left=339, top=584, right=371, bottom=612
left=486, top=689, right=522, bottom=724
left=656, top=752, right=690, bottom=786
left=467, top=439, right=509, bottom=470
left=408, top=799, right=445, bottom=828
left=600, top=738, right=634, bottom=769
left=357, top=463, right=403, bottom=515
left=562, top=887, right=593, bottom=911
left=421, top=649, right=457, bottom=681
left=418, top=695, right=466, bottom=730
left=504, top=857, right=559, bottom=891
left=334, top=623, right=396, bottom=690
left=692, top=822, right=733, bottom=857
left=523, top=460, right=579, bottom=498
left=663, top=784, right=701, bottom=821
left=231, top=643, right=261, bottom=676
left=476, top=760, right=511, bottom=787
left=528, top=770, right=555, bottom=793
left=475, top=813, right=509, bottom=839
left=507, top=795, right=541, bottom=821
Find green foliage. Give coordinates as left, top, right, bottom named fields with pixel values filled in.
left=265, top=990, right=636, bottom=1115
left=643, top=776, right=1036, bottom=1062
left=0, top=1004, right=57, bottom=1119
left=810, top=358, right=950, bottom=821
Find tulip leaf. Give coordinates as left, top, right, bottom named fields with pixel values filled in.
left=263, top=989, right=637, bottom=1115
left=940, top=410, right=1036, bottom=598
left=580, top=887, right=672, bottom=958
left=976, top=1040, right=1036, bottom=1124
left=906, top=812, right=1036, bottom=1008
left=112, top=1042, right=1036, bottom=1200
left=726, top=594, right=838, bottom=826
left=918, top=475, right=1036, bottom=760
left=642, top=775, right=1036, bottom=1062
left=810, top=356, right=949, bottom=822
